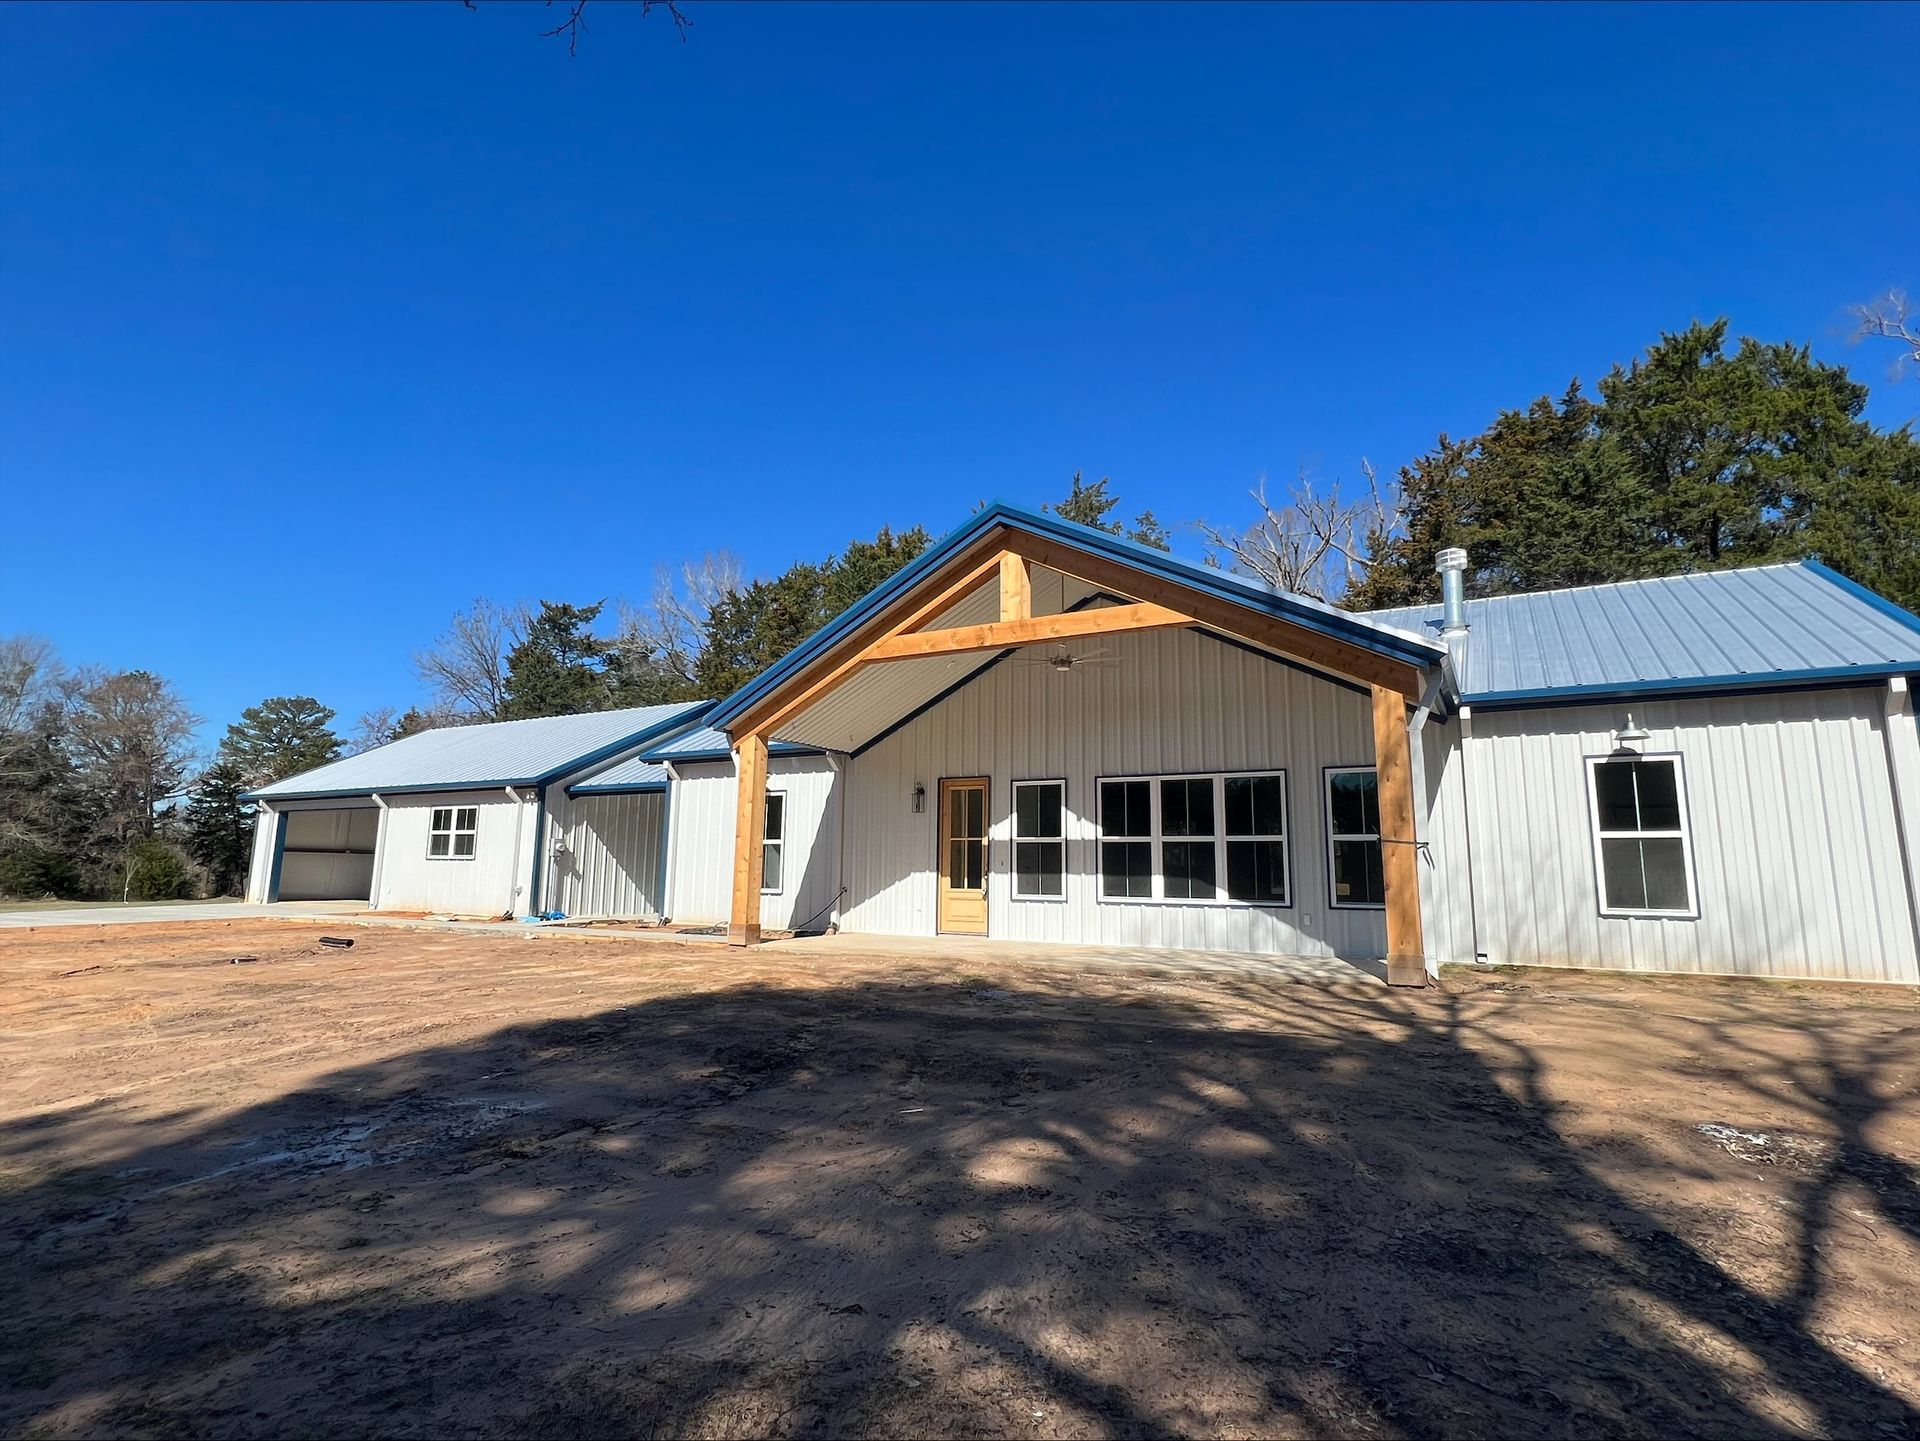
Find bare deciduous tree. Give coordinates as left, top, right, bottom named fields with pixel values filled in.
left=612, top=552, right=743, bottom=697
left=62, top=668, right=200, bottom=854
left=413, top=599, right=529, bottom=721
left=1195, top=461, right=1402, bottom=601
left=0, top=635, right=74, bottom=854
left=1851, top=289, right=1920, bottom=381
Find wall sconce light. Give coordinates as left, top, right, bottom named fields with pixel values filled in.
left=911, top=783, right=926, bottom=814
left=1613, top=713, right=1650, bottom=754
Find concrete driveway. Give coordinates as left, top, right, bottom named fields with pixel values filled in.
left=0, top=901, right=370, bottom=929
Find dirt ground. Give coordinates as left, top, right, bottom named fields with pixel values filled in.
left=2, top=921, right=1916, bottom=1440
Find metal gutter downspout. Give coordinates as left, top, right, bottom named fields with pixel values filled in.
left=368, top=793, right=389, bottom=910
left=503, top=787, right=527, bottom=918
left=1881, top=677, right=1920, bottom=972
left=828, top=751, right=850, bottom=930
left=659, top=761, right=682, bottom=922
left=527, top=784, right=549, bottom=918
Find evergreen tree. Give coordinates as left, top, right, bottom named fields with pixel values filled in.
left=222, top=696, right=342, bottom=786
left=183, top=758, right=254, bottom=897
left=1045, top=472, right=1172, bottom=551
left=695, top=525, right=933, bottom=698
left=1347, top=320, right=1920, bottom=611
left=501, top=601, right=616, bottom=719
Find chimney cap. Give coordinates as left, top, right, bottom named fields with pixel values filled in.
left=1435, top=546, right=1469, bottom=573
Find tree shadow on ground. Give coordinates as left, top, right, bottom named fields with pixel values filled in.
left=2, top=974, right=1916, bottom=1438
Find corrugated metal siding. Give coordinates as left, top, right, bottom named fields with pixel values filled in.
left=839, top=625, right=1390, bottom=957
left=663, top=756, right=842, bottom=929
left=1459, top=688, right=1919, bottom=983
left=1415, top=719, right=1475, bottom=967
left=249, top=702, right=705, bottom=799
left=373, top=790, right=537, bottom=916
left=1364, top=562, right=1920, bottom=701
left=549, top=791, right=666, bottom=918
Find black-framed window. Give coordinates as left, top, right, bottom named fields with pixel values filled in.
left=1225, top=773, right=1290, bottom=904
left=429, top=806, right=478, bottom=860
left=1099, top=778, right=1153, bottom=898
left=1325, top=769, right=1383, bottom=907
left=1159, top=777, right=1217, bottom=899
left=1011, top=779, right=1066, bottom=899
left=1096, top=771, right=1290, bottom=906
left=1587, top=755, right=1696, bottom=917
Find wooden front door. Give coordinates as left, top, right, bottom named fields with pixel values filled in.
left=937, top=777, right=989, bottom=935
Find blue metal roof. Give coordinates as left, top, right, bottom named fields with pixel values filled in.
left=1362, top=559, right=1920, bottom=707
left=247, top=701, right=711, bottom=800
left=568, top=757, right=672, bottom=795
left=637, top=722, right=823, bottom=763
left=705, top=500, right=1445, bottom=731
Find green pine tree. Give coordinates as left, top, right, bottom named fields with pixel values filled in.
left=222, top=696, right=342, bottom=786
left=501, top=602, right=617, bottom=719
left=1045, top=472, right=1171, bottom=550
left=183, top=758, right=254, bottom=897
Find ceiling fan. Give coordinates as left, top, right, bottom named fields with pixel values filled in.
left=1016, top=644, right=1122, bottom=674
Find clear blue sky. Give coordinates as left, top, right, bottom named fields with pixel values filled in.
left=2, top=1, right=1915, bottom=747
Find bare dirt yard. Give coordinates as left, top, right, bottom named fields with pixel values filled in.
left=2, top=920, right=1917, bottom=1440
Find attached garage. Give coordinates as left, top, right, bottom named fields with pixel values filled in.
left=277, top=807, right=378, bottom=901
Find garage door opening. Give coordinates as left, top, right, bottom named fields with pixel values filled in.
left=276, top=808, right=378, bottom=902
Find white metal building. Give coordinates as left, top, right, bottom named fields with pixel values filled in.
left=246, top=503, right=1920, bottom=985
left=244, top=702, right=707, bottom=918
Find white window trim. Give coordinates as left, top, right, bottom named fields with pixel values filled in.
left=1093, top=770, right=1291, bottom=909
left=1585, top=752, right=1700, bottom=919
left=427, top=804, right=478, bottom=863
left=761, top=790, right=786, bottom=896
left=1324, top=766, right=1383, bottom=910
left=1009, top=778, right=1068, bottom=903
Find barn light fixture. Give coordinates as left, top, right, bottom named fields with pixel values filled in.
left=1613, top=713, right=1650, bottom=753
left=911, top=783, right=926, bottom=814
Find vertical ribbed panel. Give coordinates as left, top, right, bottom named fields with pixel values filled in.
left=663, top=757, right=842, bottom=929
left=838, top=626, right=1389, bottom=958
left=550, top=793, right=665, bottom=919
left=1460, top=688, right=1918, bottom=983
left=372, top=790, right=530, bottom=917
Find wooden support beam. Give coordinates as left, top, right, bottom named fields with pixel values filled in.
left=863, top=602, right=1192, bottom=662
left=731, top=541, right=1010, bottom=738
left=1004, top=532, right=1427, bottom=701
left=999, top=552, right=1032, bottom=621
left=728, top=732, right=769, bottom=946
left=1372, top=683, right=1426, bottom=986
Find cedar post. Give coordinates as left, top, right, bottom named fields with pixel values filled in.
left=1371, top=683, right=1427, bottom=986
left=999, top=552, right=1032, bottom=621
left=728, top=731, right=769, bottom=946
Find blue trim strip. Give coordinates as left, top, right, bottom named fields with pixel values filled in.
left=655, top=781, right=673, bottom=919
left=528, top=783, right=547, bottom=916
left=638, top=742, right=823, bottom=764
left=567, top=782, right=671, bottom=796
left=265, top=811, right=288, bottom=903
left=1800, top=557, right=1920, bottom=637
left=706, top=501, right=1444, bottom=730
left=1464, top=664, right=1920, bottom=711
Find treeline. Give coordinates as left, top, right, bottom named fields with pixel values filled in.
left=1, top=315, right=1912, bottom=901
